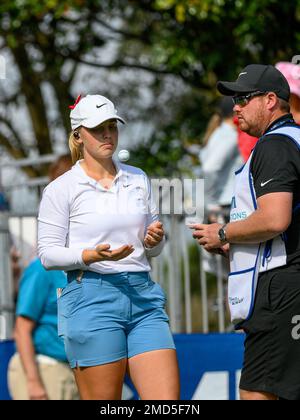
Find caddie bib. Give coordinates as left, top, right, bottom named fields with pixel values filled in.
left=228, top=125, right=300, bottom=326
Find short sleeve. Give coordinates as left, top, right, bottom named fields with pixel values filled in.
left=16, top=259, right=50, bottom=321
left=251, top=136, right=300, bottom=199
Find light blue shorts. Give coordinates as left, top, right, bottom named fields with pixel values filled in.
left=57, top=271, right=175, bottom=368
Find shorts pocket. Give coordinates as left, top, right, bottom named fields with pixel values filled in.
left=58, top=282, right=83, bottom=319
left=150, top=281, right=167, bottom=305
left=228, top=267, right=257, bottom=325
left=156, top=283, right=167, bottom=301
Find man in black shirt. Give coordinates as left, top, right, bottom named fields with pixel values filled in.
left=192, top=64, right=300, bottom=400
left=251, top=115, right=300, bottom=265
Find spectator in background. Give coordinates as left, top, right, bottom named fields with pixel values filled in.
left=47, top=154, right=75, bottom=180
left=200, top=97, right=243, bottom=223
left=275, top=62, right=300, bottom=122
left=7, top=154, right=79, bottom=400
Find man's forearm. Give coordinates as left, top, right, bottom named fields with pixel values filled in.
left=226, top=208, right=285, bottom=244
left=15, top=331, right=42, bottom=383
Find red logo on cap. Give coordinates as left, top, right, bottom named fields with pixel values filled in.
left=69, top=95, right=82, bottom=110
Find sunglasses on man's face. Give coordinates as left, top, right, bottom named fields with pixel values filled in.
left=232, top=91, right=267, bottom=107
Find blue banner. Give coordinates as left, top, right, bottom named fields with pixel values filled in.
left=1, top=334, right=245, bottom=400
left=0, top=340, right=15, bottom=400
left=125, top=333, right=245, bottom=400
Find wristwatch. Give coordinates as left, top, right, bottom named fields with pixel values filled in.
left=218, top=224, right=228, bottom=244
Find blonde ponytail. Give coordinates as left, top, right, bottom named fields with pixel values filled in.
left=68, top=131, right=84, bottom=164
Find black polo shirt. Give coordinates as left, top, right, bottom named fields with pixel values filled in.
left=250, top=113, right=300, bottom=265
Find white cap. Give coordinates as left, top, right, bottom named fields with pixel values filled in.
left=70, top=94, right=126, bottom=130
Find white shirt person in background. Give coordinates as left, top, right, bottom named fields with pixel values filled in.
left=200, top=97, right=243, bottom=223
left=37, top=94, right=179, bottom=400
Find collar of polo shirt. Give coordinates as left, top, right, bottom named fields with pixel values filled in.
left=72, top=159, right=125, bottom=186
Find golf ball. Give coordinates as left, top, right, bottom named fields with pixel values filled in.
left=118, top=149, right=130, bottom=162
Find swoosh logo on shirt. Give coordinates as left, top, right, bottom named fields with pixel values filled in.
left=260, top=178, right=274, bottom=187
left=238, top=72, right=247, bottom=77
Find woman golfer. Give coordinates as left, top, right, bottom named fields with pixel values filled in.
left=38, top=94, right=179, bottom=400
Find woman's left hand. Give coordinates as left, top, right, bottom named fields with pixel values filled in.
left=144, top=221, right=164, bottom=248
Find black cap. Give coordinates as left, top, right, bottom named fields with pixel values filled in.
left=217, top=64, right=290, bottom=101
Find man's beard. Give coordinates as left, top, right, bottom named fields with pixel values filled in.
left=243, top=124, right=263, bottom=138
left=238, top=113, right=264, bottom=137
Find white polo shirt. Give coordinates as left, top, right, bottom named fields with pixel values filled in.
left=38, top=160, right=164, bottom=274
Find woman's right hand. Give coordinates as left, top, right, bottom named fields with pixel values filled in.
left=82, top=244, right=134, bottom=265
